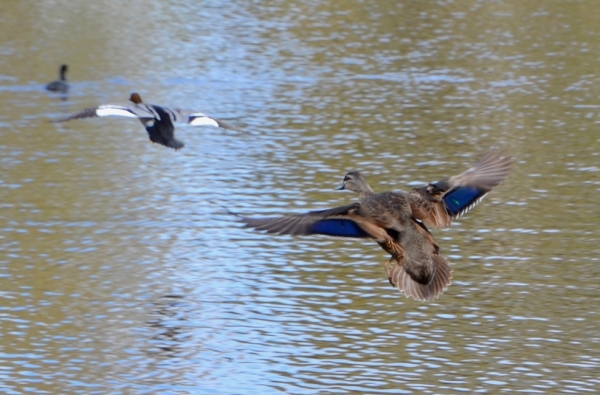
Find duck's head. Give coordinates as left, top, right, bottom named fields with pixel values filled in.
left=336, top=171, right=374, bottom=194
left=129, top=93, right=143, bottom=104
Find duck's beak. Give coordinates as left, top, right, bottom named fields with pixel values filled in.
left=335, top=182, right=346, bottom=190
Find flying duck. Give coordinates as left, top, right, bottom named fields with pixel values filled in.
left=56, top=93, right=244, bottom=149
left=238, top=150, right=513, bottom=301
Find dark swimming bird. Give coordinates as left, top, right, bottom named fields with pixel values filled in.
left=55, top=93, right=244, bottom=150
left=238, top=150, right=512, bottom=301
left=46, top=64, right=69, bottom=93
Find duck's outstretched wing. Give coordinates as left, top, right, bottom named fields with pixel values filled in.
left=409, top=149, right=513, bottom=228
left=239, top=205, right=451, bottom=302
left=237, top=203, right=380, bottom=239
left=55, top=104, right=159, bottom=122
left=170, top=109, right=245, bottom=133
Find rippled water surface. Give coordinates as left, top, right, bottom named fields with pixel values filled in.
left=1, top=0, right=600, bottom=393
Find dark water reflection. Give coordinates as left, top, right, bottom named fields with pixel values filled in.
left=1, top=0, right=600, bottom=393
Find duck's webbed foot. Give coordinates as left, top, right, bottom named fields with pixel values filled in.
left=381, top=240, right=404, bottom=261
left=383, top=242, right=405, bottom=287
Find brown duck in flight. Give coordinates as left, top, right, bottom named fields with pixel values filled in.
left=239, top=150, right=513, bottom=301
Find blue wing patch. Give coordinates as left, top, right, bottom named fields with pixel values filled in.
left=309, top=219, right=371, bottom=238
left=443, top=186, right=486, bottom=216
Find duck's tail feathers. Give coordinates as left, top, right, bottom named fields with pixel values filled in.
left=386, top=255, right=452, bottom=301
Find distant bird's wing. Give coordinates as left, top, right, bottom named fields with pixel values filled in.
left=55, top=103, right=159, bottom=122
left=237, top=203, right=384, bottom=239
left=409, top=149, right=513, bottom=228
left=170, top=108, right=245, bottom=132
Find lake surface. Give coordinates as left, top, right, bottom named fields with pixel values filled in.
left=1, top=0, right=600, bottom=393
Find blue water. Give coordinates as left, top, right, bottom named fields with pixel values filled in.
left=1, top=1, right=600, bottom=394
